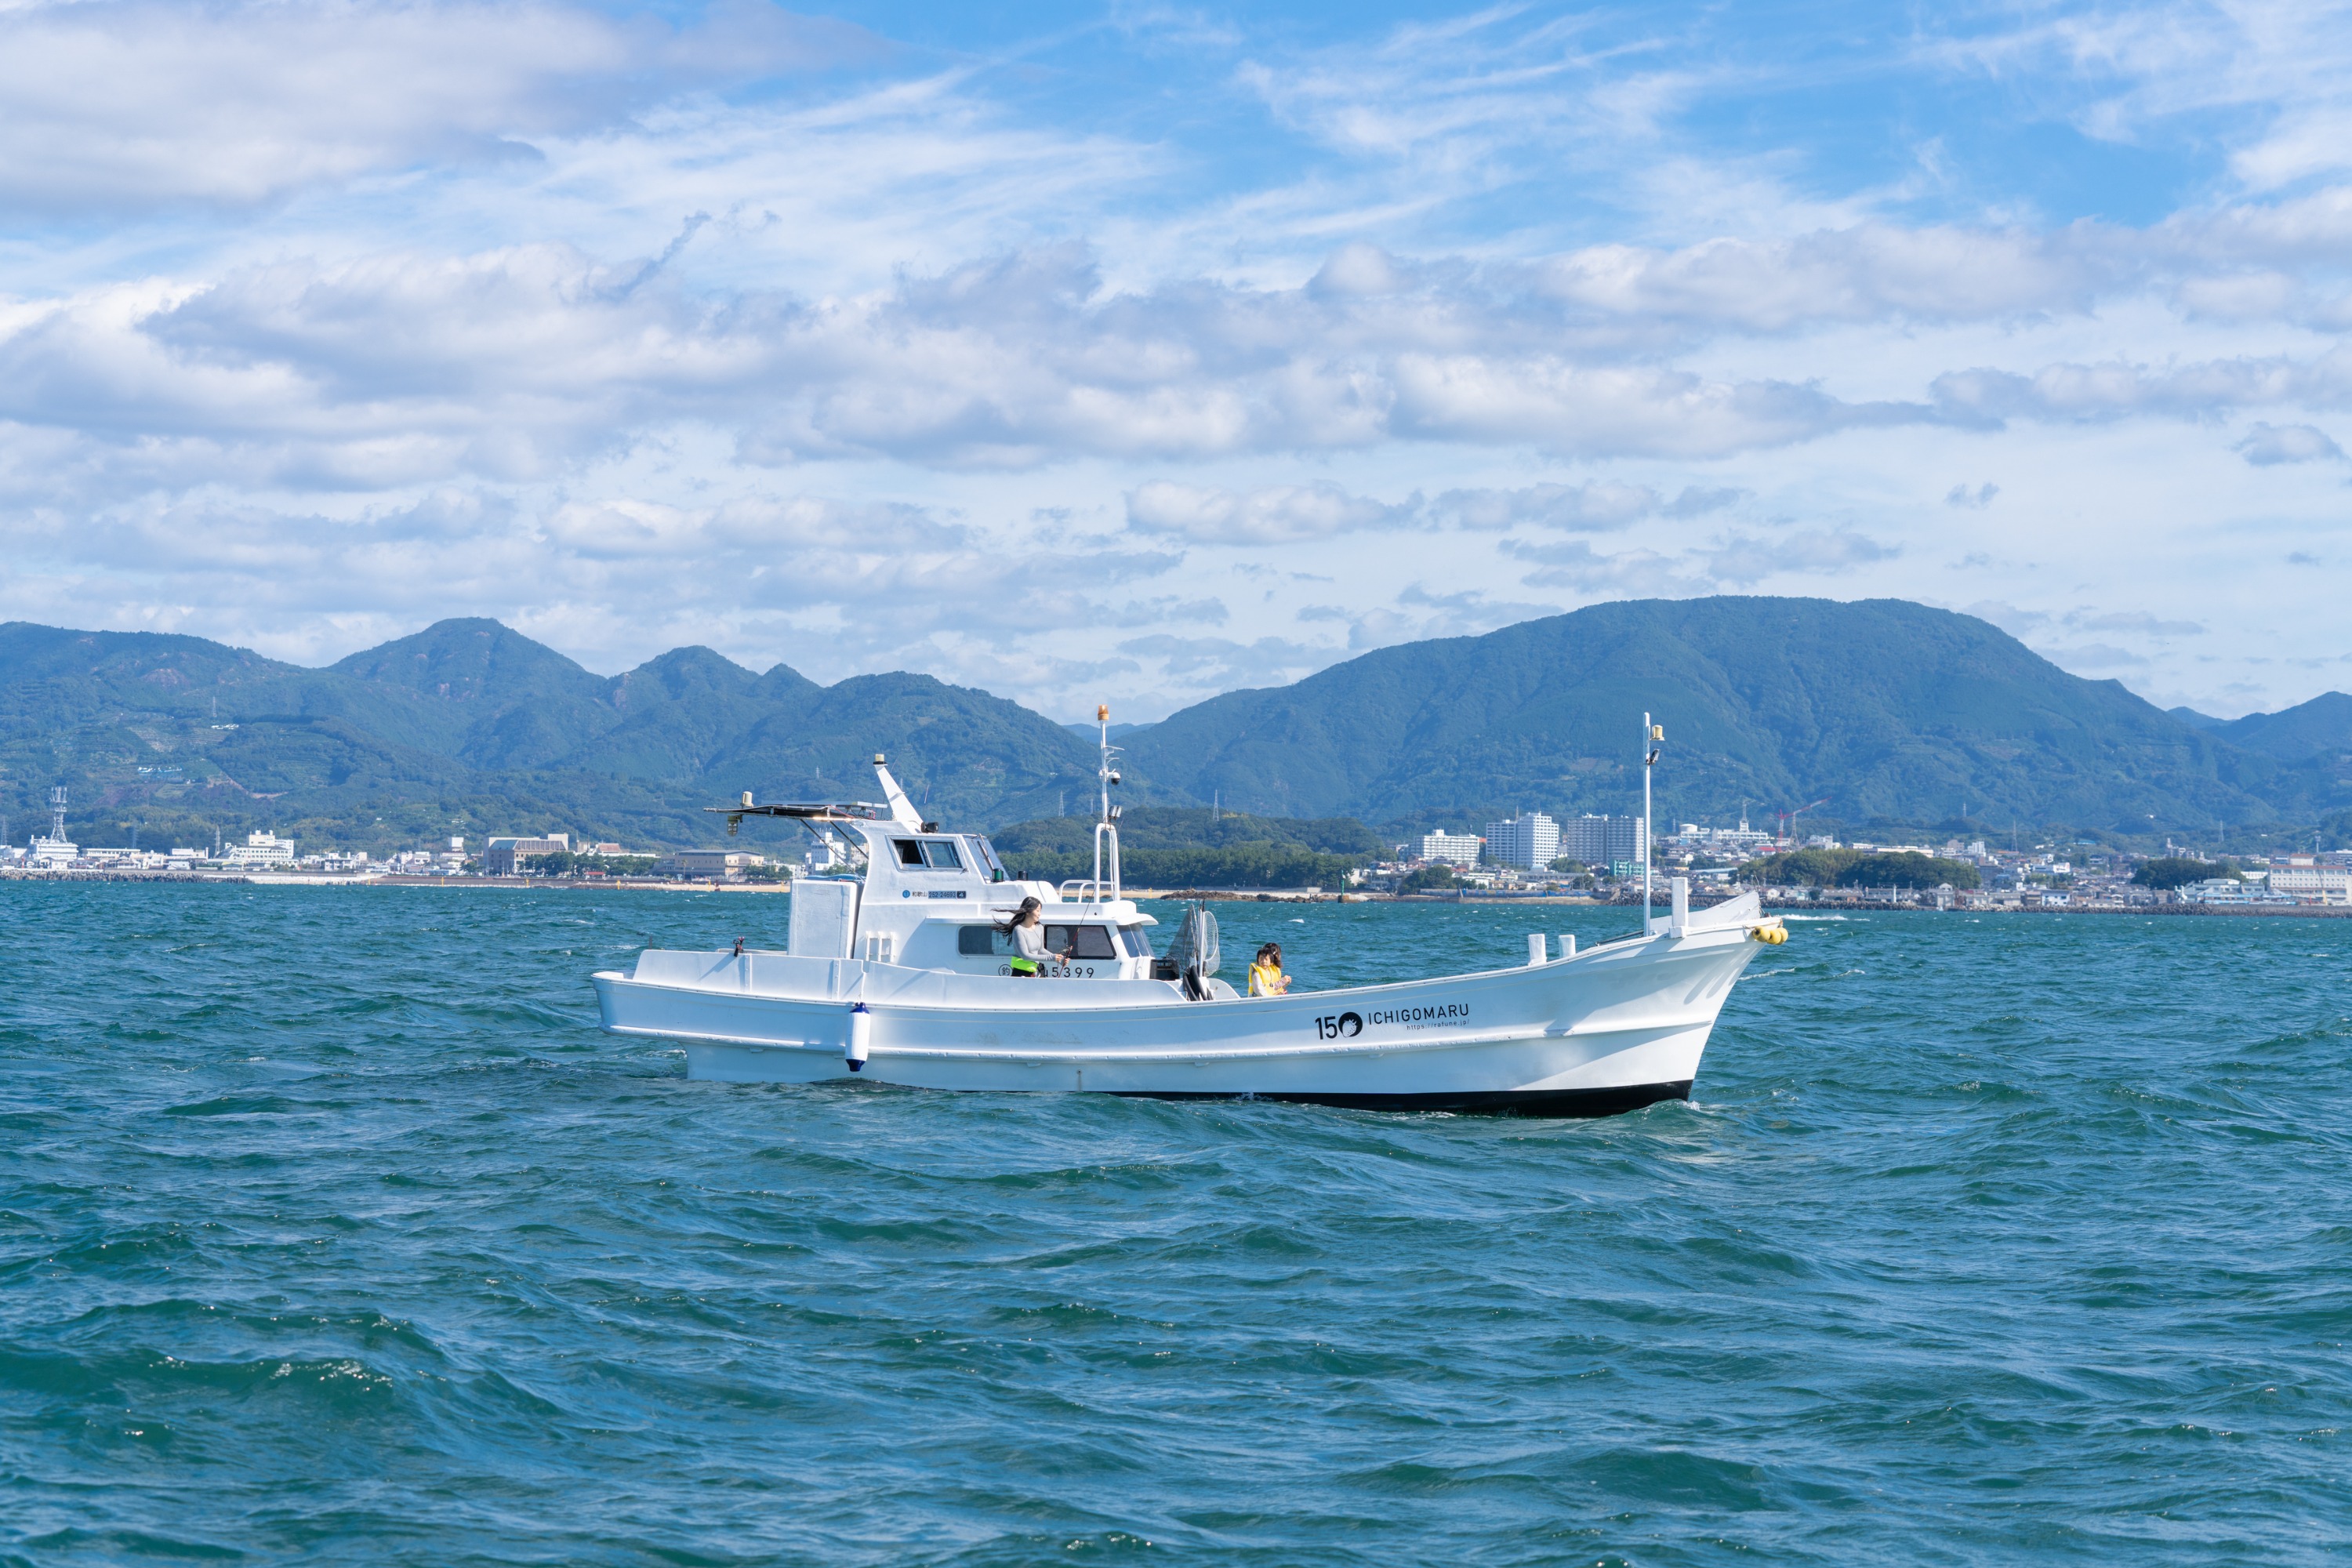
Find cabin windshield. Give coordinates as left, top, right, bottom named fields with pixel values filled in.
left=920, top=839, right=963, bottom=869
left=892, top=839, right=924, bottom=867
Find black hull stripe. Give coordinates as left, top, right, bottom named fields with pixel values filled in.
left=1110, top=1080, right=1693, bottom=1119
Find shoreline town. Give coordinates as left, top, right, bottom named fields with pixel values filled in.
left=5, top=804, right=2346, bottom=916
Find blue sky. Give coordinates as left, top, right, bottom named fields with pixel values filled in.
left=2, top=0, right=2348, bottom=718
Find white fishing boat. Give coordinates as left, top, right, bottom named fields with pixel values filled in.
left=592, top=714, right=1785, bottom=1116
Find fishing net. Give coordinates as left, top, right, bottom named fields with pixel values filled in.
left=1163, top=901, right=1220, bottom=988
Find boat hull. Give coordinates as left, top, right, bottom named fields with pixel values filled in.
left=593, top=911, right=1767, bottom=1116
left=1116, top=1081, right=1693, bottom=1117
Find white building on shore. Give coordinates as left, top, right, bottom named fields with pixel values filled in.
left=655, top=850, right=769, bottom=879
left=1414, top=829, right=1483, bottom=867
left=483, top=834, right=568, bottom=875
left=1484, top=812, right=1560, bottom=870
left=2265, top=861, right=2352, bottom=904
left=1558, top=815, right=1646, bottom=869
left=224, top=831, right=296, bottom=868
left=28, top=834, right=79, bottom=867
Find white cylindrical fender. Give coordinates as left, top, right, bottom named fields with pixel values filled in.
left=847, top=1002, right=872, bottom=1072
left=1526, top=932, right=1547, bottom=966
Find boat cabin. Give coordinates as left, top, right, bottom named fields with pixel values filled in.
left=746, top=754, right=1160, bottom=982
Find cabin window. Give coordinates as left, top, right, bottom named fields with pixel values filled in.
left=1119, top=927, right=1152, bottom=958
left=957, top=925, right=995, bottom=956
left=921, top=839, right=964, bottom=869
left=893, top=839, right=924, bottom=867
left=1047, top=924, right=1120, bottom=960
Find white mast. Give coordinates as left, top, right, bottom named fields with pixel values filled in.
left=1091, top=705, right=1122, bottom=905
left=1642, top=715, right=1661, bottom=933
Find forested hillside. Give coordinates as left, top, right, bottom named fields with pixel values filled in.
left=1120, top=598, right=2347, bottom=836
left=2, top=601, right=2346, bottom=854
left=0, top=619, right=1109, bottom=852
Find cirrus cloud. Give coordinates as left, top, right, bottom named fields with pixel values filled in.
left=0, top=0, right=877, bottom=215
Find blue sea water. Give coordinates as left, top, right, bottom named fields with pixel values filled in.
left=2, top=884, right=2347, bottom=1566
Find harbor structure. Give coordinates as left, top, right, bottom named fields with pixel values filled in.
left=30, top=786, right=77, bottom=866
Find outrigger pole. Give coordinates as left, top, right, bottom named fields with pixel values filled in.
left=707, top=775, right=922, bottom=874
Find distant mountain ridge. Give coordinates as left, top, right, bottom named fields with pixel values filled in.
left=2207, top=692, right=2352, bottom=764
left=2, top=600, right=2347, bottom=852
left=1116, top=598, right=2352, bottom=837
left=0, top=619, right=1109, bottom=852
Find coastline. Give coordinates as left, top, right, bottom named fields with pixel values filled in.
left=2, top=870, right=2345, bottom=915
left=0, top=869, right=789, bottom=892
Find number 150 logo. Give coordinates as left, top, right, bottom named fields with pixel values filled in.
left=1313, top=1011, right=1364, bottom=1040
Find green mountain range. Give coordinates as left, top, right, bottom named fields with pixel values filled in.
left=0, top=619, right=1108, bottom=855
left=1120, top=598, right=2352, bottom=838
left=4, top=599, right=2347, bottom=855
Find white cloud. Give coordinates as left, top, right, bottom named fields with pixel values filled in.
left=0, top=238, right=1957, bottom=496
left=1697, top=528, right=1897, bottom=586
left=2036, top=641, right=2149, bottom=670
left=1499, top=524, right=1896, bottom=596
left=1296, top=585, right=1566, bottom=655
left=2234, top=420, right=2344, bottom=465
left=1506, top=539, right=1709, bottom=597
left=1123, top=475, right=1743, bottom=544
left=1936, top=1, right=2352, bottom=191
left=2072, top=611, right=2205, bottom=637
left=1962, top=600, right=2050, bottom=637
left=1541, top=227, right=2104, bottom=332
left=1125, top=479, right=1406, bottom=543
left=1432, top=479, right=1737, bottom=529
left=0, top=0, right=874, bottom=214
left=1112, top=631, right=1336, bottom=688
left=5, top=0, right=2352, bottom=723
left=1930, top=347, right=2352, bottom=426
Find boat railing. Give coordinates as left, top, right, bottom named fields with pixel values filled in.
left=1058, top=878, right=1109, bottom=906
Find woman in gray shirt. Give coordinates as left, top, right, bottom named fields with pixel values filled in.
left=1004, top=897, right=1070, bottom=976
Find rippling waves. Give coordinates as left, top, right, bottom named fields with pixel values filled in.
left=2, top=885, right=2347, bottom=1565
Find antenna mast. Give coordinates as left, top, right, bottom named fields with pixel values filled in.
left=1642, top=715, right=1661, bottom=933
left=1091, top=705, right=1123, bottom=906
